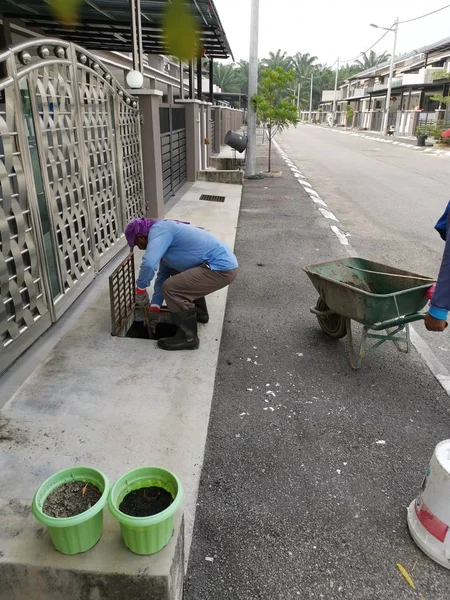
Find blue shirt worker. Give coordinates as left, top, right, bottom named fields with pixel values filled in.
left=125, top=218, right=238, bottom=351
left=425, top=202, right=450, bottom=332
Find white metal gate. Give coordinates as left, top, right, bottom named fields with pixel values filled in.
left=0, top=39, right=145, bottom=374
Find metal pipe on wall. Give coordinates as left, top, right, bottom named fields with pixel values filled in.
left=197, top=55, right=203, bottom=100
left=188, top=60, right=194, bottom=99
left=129, top=0, right=139, bottom=71
left=209, top=57, right=214, bottom=104
left=179, top=58, right=184, bottom=99
left=136, top=0, right=144, bottom=74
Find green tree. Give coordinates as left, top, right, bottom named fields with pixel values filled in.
left=252, top=67, right=299, bottom=172
left=234, top=59, right=251, bottom=94
left=262, top=50, right=292, bottom=71
left=291, top=52, right=318, bottom=81
left=213, top=62, right=238, bottom=92
left=338, top=63, right=363, bottom=84
left=355, top=50, right=391, bottom=70
left=290, top=53, right=319, bottom=109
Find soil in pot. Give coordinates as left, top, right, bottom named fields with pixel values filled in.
left=43, top=482, right=102, bottom=518
left=119, top=487, right=173, bottom=517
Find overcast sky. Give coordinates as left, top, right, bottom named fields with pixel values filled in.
left=213, top=0, right=450, bottom=66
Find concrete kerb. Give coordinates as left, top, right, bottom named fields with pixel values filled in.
left=0, top=181, right=243, bottom=599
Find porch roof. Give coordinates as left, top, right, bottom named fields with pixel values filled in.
left=0, top=0, right=232, bottom=58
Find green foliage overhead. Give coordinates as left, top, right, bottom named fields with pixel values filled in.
left=50, top=0, right=200, bottom=59
left=49, top=0, right=84, bottom=25
left=163, top=0, right=199, bottom=60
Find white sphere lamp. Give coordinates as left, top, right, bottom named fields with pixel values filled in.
left=126, top=69, right=144, bottom=89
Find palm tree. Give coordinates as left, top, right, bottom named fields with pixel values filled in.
left=289, top=53, right=319, bottom=111
left=291, top=52, right=318, bottom=82
left=262, top=50, right=292, bottom=71
left=213, top=62, right=238, bottom=93
left=355, top=50, right=391, bottom=70
left=338, top=63, right=363, bottom=83
left=234, top=60, right=250, bottom=94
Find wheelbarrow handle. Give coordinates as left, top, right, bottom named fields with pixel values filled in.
left=370, top=313, right=425, bottom=331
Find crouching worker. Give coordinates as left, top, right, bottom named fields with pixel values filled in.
left=125, top=218, right=238, bottom=351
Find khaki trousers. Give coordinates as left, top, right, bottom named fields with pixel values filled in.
left=162, top=265, right=238, bottom=312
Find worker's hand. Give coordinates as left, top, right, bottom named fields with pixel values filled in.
left=148, top=306, right=160, bottom=329
left=425, top=312, right=448, bottom=332
left=135, top=287, right=149, bottom=308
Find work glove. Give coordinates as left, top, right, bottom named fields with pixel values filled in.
left=148, top=306, right=161, bottom=333
left=135, top=287, right=149, bottom=308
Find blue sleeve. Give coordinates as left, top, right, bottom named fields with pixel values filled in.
left=151, top=261, right=171, bottom=307
left=136, top=225, right=173, bottom=289
left=430, top=211, right=450, bottom=320
left=435, top=201, right=450, bottom=241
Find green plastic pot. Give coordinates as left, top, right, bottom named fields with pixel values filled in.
left=32, top=466, right=110, bottom=555
left=109, top=466, right=183, bottom=555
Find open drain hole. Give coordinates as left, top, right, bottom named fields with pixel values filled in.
left=125, top=321, right=178, bottom=340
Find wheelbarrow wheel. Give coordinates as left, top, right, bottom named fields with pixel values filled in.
left=315, top=298, right=347, bottom=339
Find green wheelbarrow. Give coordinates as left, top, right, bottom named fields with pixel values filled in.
left=304, top=258, right=435, bottom=369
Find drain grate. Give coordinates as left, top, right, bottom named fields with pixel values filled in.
left=109, top=252, right=135, bottom=336
left=199, top=194, right=226, bottom=203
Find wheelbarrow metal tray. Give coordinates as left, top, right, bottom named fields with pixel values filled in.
left=303, top=258, right=433, bottom=326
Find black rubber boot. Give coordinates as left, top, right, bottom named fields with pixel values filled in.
left=158, top=309, right=200, bottom=351
left=194, top=297, right=209, bottom=324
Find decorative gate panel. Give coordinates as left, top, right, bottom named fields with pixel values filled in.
left=118, top=100, right=145, bottom=222
left=0, top=74, right=52, bottom=373
left=30, top=62, right=95, bottom=305
left=0, top=39, right=145, bottom=374
left=77, top=64, right=121, bottom=268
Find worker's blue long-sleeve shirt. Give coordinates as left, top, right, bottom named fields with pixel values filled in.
left=136, top=221, right=238, bottom=306
left=430, top=203, right=450, bottom=320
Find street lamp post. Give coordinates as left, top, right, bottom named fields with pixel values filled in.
left=300, top=75, right=314, bottom=122
left=246, top=0, right=260, bottom=178
left=332, top=57, right=340, bottom=126
left=370, top=18, right=399, bottom=136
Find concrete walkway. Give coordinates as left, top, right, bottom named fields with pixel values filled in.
left=185, top=145, right=450, bottom=599
left=0, top=180, right=242, bottom=599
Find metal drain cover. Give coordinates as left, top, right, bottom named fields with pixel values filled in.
left=199, top=194, right=225, bottom=203
left=109, top=252, right=135, bottom=336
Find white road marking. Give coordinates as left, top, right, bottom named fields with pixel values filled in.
left=318, top=208, right=339, bottom=221
left=330, top=225, right=349, bottom=245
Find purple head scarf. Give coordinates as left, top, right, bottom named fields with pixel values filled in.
left=125, top=217, right=190, bottom=247
left=125, top=218, right=157, bottom=247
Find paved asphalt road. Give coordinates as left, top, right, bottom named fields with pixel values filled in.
left=278, top=124, right=450, bottom=372
left=185, top=147, right=450, bottom=600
